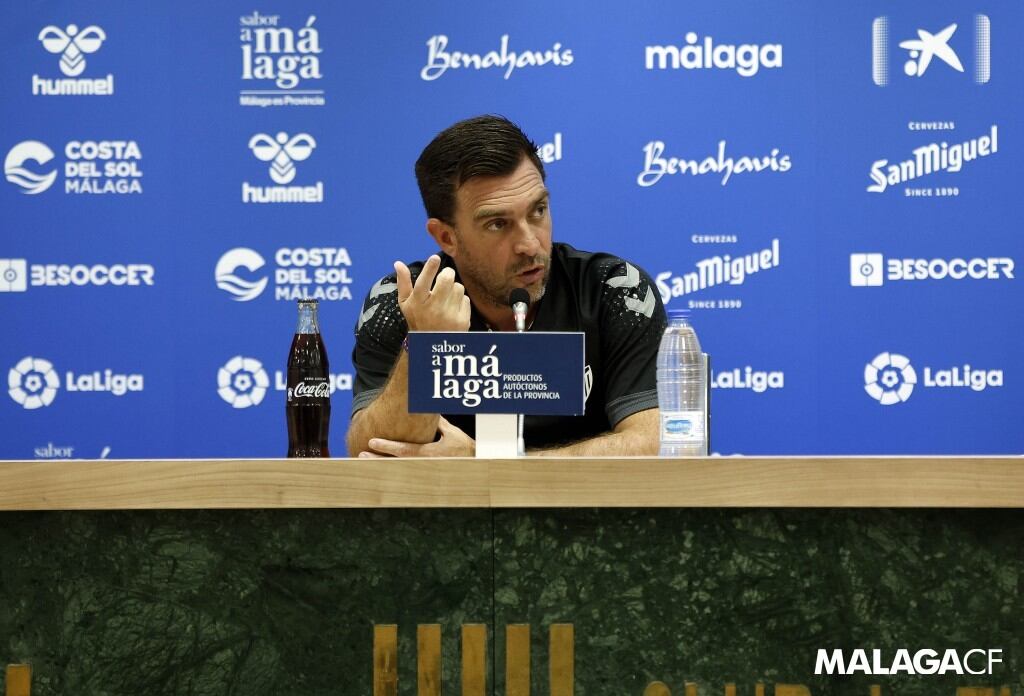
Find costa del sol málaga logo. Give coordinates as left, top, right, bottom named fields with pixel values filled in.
left=218, top=356, right=269, bottom=408
left=5, top=141, right=57, bottom=194
left=8, top=356, right=60, bottom=409
left=215, top=248, right=268, bottom=301
left=864, top=352, right=916, bottom=405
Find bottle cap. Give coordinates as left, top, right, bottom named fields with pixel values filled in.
left=666, top=308, right=690, bottom=319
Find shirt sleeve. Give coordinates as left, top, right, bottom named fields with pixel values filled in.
left=350, top=273, right=407, bottom=415
left=596, top=258, right=668, bottom=426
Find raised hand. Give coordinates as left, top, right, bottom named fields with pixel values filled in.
left=394, top=255, right=471, bottom=332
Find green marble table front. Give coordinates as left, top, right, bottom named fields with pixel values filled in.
left=1, top=508, right=1020, bottom=696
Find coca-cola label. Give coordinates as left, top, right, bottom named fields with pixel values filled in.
left=287, top=374, right=330, bottom=402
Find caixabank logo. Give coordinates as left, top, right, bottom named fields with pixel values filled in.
left=7, top=356, right=144, bottom=410
left=242, top=132, right=323, bottom=203
left=872, top=15, right=990, bottom=86
left=218, top=355, right=350, bottom=408
left=4, top=139, right=143, bottom=195
left=32, top=23, right=115, bottom=95
left=864, top=352, right=1003, bottom=406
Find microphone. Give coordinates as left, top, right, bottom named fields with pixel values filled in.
left=509, top=288, right=530, bottom=333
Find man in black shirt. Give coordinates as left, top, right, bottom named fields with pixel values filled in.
left=347, top=115, right=667, bottom=457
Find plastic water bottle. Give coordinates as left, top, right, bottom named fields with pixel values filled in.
left=657, top=309, right=707, bottom=457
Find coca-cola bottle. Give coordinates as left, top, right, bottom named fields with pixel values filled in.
left=286, top=299, right=331, bottom=457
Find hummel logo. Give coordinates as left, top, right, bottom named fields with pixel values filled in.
left=38, top=24, right=106, bottom=77
left=248, top=132, right=316, bottom=184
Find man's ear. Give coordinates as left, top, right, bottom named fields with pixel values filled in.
left=427, top=218, right=457, bottom=256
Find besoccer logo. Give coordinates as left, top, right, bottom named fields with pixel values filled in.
left=39, top=24, right=107, bottom=76
left=215, top=248, right=268, bottom=301
left=248, top=132, right=316, bottom=184
left=0, top=259, right=28, bottom=292
left=850, top=253, right=883, bottom=286
left=218, top=356, right=269, bottom=408
left=864, top=352, right=916, bottom=405
left=8, top=356, right=60, bottom=410
left=5, top=141, right=57, bottom=194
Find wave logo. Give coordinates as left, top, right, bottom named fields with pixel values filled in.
left=5, top=141, right=57, bottom=194
left=8, top=357, right=60, bottom=410
left=218, top=356, right=270, bottom=408
left=39, top=24, right=106, bottom=76
left=248, top=132, right=315, bottom=184
left=215, top=248, right=268, bottom=301
left=864, top=352, right=916, bottom=405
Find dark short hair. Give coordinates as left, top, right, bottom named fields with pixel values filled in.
left=415, top=115, right=546, bottom=223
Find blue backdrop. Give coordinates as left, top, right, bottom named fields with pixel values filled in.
left=2, top=0, right=1021, bottom=459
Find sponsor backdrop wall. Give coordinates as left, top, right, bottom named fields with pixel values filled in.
left=1, top=0, right=1021, bottom=459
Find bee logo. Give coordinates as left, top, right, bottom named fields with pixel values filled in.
left=248, top=132, right=316, bottom=185
left=38, top=24, right=107, bottom=77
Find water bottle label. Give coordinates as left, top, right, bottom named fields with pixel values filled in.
left=660, top=410, right=705, bottom=443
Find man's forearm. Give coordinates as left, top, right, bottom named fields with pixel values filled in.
left=528, top=411, right=659, bottom=457
left=346, top=352, right=439, bottom=455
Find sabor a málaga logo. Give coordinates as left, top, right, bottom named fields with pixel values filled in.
left=239, top=12, right=324, bottom=106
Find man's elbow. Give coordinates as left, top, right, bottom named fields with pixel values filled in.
left=345, top=411, right=368, bottom=457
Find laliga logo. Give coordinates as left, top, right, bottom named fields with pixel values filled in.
left=5, top=141, right=57, bottom=194
left=218, top=356, right=270, bottom=408
left=38, top=24, right=106, bottom=76
left=248, top=132, right=315, bottom=184
left=215, top=248, right=268, bottom=301
left=864, top=352, right=916, bottom=405
left=8, top=357, right=60, bottom=410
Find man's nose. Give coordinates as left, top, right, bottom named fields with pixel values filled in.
left=512, top=220, right=541, bottom=256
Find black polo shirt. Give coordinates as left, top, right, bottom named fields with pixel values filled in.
left=351, top=242, right=667, bottom=449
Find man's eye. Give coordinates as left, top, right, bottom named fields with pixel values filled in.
left=533, top=204, right=547, bottom=217
left=486, top=219, right=507, bottom=231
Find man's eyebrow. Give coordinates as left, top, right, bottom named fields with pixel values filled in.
left=473, top=190, right=550, bottom=221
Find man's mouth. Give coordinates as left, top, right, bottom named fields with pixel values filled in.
left=516, top=265, right=545, bottom=284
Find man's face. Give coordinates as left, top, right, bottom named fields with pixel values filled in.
left=448, top=156, right=552, bottom=308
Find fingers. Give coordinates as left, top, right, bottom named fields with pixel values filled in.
left=366, top=437, right=425, bottom=458
left=394, top=261, right=412, bottom=303
left=458, top=295, right=472, bottom=328
left=411, top=254, right=441, bottom=303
